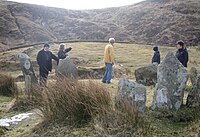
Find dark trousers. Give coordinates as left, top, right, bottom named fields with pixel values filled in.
left=39, top=70, right=49, bottom=86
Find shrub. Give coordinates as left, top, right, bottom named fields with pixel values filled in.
left=38, top=78, right=112, bottom=124
left=0, top=73, right=18, bottom=97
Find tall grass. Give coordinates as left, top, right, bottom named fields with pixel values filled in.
left=0, top=73, right=18, bottom=97
left=32, top=78, right=147, bottom=136
left=93, top=98, right=149, bottom=136
left=38, top=78, right=112, bottom=124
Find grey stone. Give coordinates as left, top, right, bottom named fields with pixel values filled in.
left=18, top=53, right=37, bottom=94
left=152, top=51, right=188, bottom=110
left=186, top=73, right=200, bottom=107
left=189, top=67, right=198, bottom=86
left=135, top=64, right=157, bottom=86
left=57, top=57, right=78, bottom=79
left=117, top=78, right=146, bottom=112
left=77, top=66, right=105, bottom=79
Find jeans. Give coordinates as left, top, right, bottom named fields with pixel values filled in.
left=102, top=63, right=113, bottom=83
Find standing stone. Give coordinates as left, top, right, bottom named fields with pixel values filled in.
left=56, top=57, right=78, bottom=79
left=189, top=67, right=198, bottom=86
left=186, top=73, right=200, bottom=107
left=152, top=51, right=188, bottom=110
left=117, top=78, right=146, bottom=112
left=18, top=53, right=37, bottom=94
left=135, top=64, right=158, bottom=86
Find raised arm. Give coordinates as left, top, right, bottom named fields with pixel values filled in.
left=64, top=47, right=72, bottom=53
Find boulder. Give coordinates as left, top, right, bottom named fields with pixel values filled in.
left=56, top=57, right=78, bottom=79
left=152, top=51, right=188, bottom=110
left=77, top=66, right=105, bottom=79
left=186, top=73, right=200, bottom=107
left=135, top=64, right=157, bottom=86
left=117, top=78, right=146, bottom=112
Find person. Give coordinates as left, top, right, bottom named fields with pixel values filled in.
left=57, top=43, right=72, bottom=60
left=37, top=43, right=59, bottom=86
left=175, top=40, right=188, bottom=67
left=102, top=38, right=115, bottom=84
left=152, top=46, right=160, bottom=64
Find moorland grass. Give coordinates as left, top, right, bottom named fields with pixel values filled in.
left=0, top=73, right=18, bottom=97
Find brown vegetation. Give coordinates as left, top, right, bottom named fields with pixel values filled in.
left=36, top=78, right=112, bottom=124
left=0, top=73, right=18, bottom=97
left=28, top=78, right=147, bottom=136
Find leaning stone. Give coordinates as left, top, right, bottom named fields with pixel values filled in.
left=152, top=51, right=188, bottom=110
left=117, top=78, right=146, bottom=112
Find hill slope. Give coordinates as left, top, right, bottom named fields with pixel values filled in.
left=0, top=0, right=200, bottom=50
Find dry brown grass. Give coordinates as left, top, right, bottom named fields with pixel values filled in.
left=0, top=73, right=18, bottom=97
left=29, top=78, right=145, bottom=136
left=37, top=78, right=112, bottom=124
left=93, top=98, right=148, bottom=136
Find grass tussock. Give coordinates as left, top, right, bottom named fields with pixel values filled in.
left=94, top=99, right=148, bottom=136
left=38, top=78, right=112, bottom=124
left=32, top=78, right=147, bottom=136
left=0, top=73, right=18, bottom=97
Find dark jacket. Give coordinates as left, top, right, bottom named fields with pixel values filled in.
left=176, top=48, right=188, bottom=67
left=152, top=51, right=160, bottom=64
left=58, top=47, right=72, bottom=60
left=37, top=49, right=58, bottom=72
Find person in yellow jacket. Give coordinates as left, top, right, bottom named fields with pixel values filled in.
left=102, top=38, right=115, bottom=84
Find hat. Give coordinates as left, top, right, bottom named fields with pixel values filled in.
left=60, top=43, right=65, bottom=46
left=109, top=38, right=115, bottom=43
left=153, top=46, right=158, bottom=51
left=59, top=43, right=65, bottom=50
left=176, top=40, right=184, bottom=47
left=44, top=43, right=50, bottom=47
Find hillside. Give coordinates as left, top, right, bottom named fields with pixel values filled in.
left=0, top=0, right=200, bottom=50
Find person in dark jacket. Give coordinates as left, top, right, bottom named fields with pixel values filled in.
left=37, top=43, right=58, bottom=86
left=152, top=46, right=160, bottom=64
left=57, top=43, right=72, bottom=60
left=175, top=40, right=188, bottom=67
